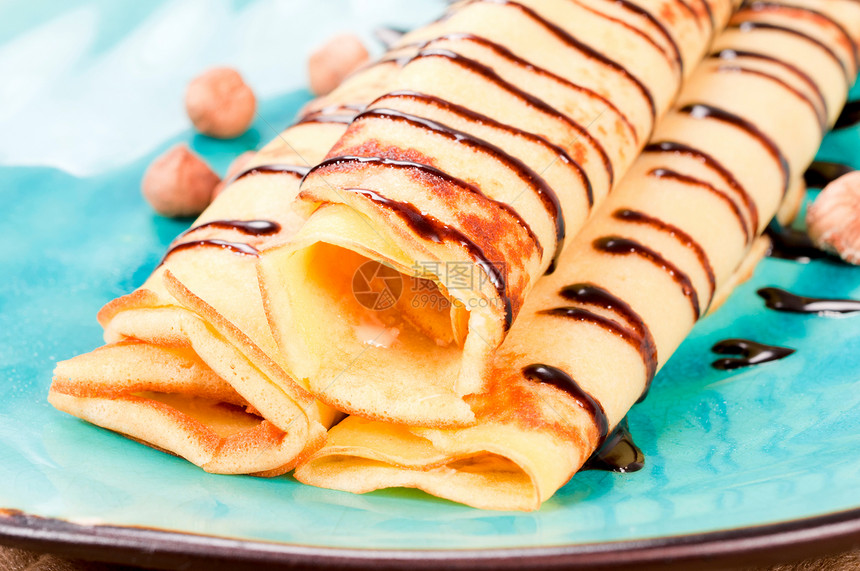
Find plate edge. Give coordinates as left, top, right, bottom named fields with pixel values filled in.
left=1, top=507, right=860, bottom=570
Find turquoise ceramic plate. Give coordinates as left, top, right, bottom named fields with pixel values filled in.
left=2, top=1, right=860, bottom=568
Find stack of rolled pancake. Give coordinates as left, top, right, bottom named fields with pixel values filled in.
left=50, top=0, right=860, bottom=509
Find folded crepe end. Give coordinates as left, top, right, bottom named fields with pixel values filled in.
left=258, top=208, right=496, bottom=427
left=48, top=342, right=318, bottom=476
left=295, top=417, right=549, bottom=511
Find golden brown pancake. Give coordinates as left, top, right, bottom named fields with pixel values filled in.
left=259, top=0, right=740, bottom=428
left=49, top=117, right=350, bottom=474
left=295, top=0, right=860, bottom=510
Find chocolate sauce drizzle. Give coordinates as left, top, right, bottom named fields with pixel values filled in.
left=594, top=236, right=701, bottom=318
left=764, top=223, right=828, bottom=262
left=354, top=107, right=564, bottom=269
left=407, top=48, right=615, bottom=185
left=804, top=161, right=855, bottom=188
left=374, top=90, right=594, bottom=207
left=373, top=26, right=407, bottom=49
left=161, top=239, right=259, bottom=265
left=695, top=0, right=716, bottom=32
left=540, top=306, right=643, bottom=351
left=757, top=287, right=860, bottom=314
left=522, top=363, right=609, bottom=442
left=558, top=282, right=657, bottom=400
left=835, top=100, right=860, bottom=130
left=711, top=49, right=828, bottom=119
left=731, top=21, right=851, bottom=84
left=309, top=155, right=541, bottom=259
left=295, top=114, right=355, bottom=126
left=742, top=1, right=859, bottom=71
left=401, top=32, right=639, bottom=145
left=649, top=167, right=751, bottom=242
left=178, top=219, right=281, bottom=240
left=565, top=0, right=677, bottom=75
left=229, top=164, right=311, bottom=186
left=643, top=140, right=759, bottom=231
left=711, top=338, right=795, bottom=370
left=674, top=0, right=702, bottom=29
left=679, top=104, right=790, bottom=194
left=348, top=187, right=513, bottom=329
left=581, top=417, right=644, bottom=473
left=613, top=209, right=716, bottom=301
left=296, top=103, right=366, bottom=124
left=612, top=0, right=683, bottom=73
left=714, top=64, right=826, bottom=132
left=471, top=0, right=657, bottom=121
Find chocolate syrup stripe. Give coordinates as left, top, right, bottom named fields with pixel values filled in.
left=566, top=0, right=680, bottom=76
left=375, top=90, right=594, bottom=209
left=354, top=108, right=564, bottom=269
left=713, top=64, right=826, bottom=132
left=539, top=305, right=658, bottom=401
left=697, top=0, right=716, bottom=32
left=804, top=160, right=855, bottom=188
left=373, top=26, right=407, bottom=49
left=407, top=48, right=616, bottom=187
left=673, top=0, right=704, bottom=30
left=521, top=363, right=609, bottom=442
left=757, top=287, right=860, bottom=314
left=228, top=164, right=310, bottom=186
left=540, top=306, right=640, bottom=345
left=764, top=223, right=828, bottom=262
left=711, top=49, right=828, bottom=120
left=400, top=31, right=639, bottom=144
left=611, top=0, right=684, bottom=73
left=560, top=283, right=654, bottom=351
left=730, top=21, right=851, bottom=85
left=161, top=239, right=259, bottom=265
left=835, top=100, right=860, bottom=130
left=643, top=140, right=759, bottom=232
left=649, top=167, right=752, bottom=243
left=346, top=187, right=514, bottom=329
left=613, top=209, right=716, bottom=302
left=295, top=114, right=355, bottom=126
left=741, top=1, right=859, bottom=71
left=177, top=219, right=281, bottom=241
left=295, top=102, right=367, bottom=124
left=594, top=235, right=701, bottom=318
left=679, top=103, right=790, bottom=194
left=308, top=154, right=542, bottom=264
left=582, top=417, right=644, bottom=472
left=555, top=282, right=658, bottom=399
left=472, top=0, right=657, bottom=121
left=711, top=338, right=795, bottom=370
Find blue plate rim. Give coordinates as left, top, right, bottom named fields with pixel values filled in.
left=2, top=505, right=859, bottom=569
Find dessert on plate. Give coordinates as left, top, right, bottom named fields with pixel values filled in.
left=49, top=0, right=860, bottom=509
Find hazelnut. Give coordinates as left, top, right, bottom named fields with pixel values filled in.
left=212, top=151, right=256, bottom=198
left=806, top=170, right=860, bottom=264
left=308, top=34, right=370, bottom=96
left=185, top=67, right=256, bottom=138
left=141, top=144, right=220, bottom=218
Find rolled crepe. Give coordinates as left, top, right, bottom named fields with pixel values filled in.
left=49, top=117, right=350, bottom=475
left=295, top=0, right=860, bottom=510
left=259, top=0, right=737, bottom=427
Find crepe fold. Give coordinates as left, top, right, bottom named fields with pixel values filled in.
left=294, top=0, right=860, bottom=510
left=259, top=0, right=737, bottom=428
left=48, top=118, right=356, bottom=475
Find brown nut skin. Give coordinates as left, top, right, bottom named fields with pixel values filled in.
left=185, top=67, right=256, bottom=138
left=141, top=144, right=220, bottom=218
left=308, top=34, right=370, bottom=96
left=806, top=170, right=860, bottom=264
left=212, top=151, right=256, bottom=198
